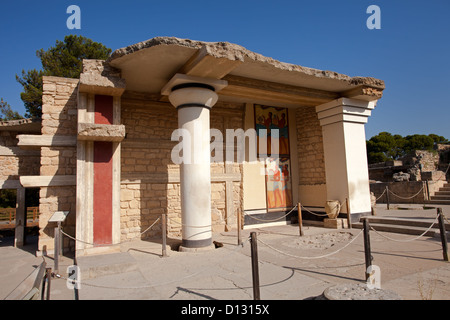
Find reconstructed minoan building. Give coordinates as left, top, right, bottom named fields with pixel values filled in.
left=12, top=37, right=384, bottom=256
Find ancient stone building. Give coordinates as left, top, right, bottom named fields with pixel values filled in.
left=0, top=118, right=41, bottom=247
left=5, top=37, right=385, bottom=256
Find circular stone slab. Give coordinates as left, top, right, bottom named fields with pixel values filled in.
left=323, top=283, right=402, bottom=300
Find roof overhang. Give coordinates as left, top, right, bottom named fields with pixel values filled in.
left=108, top=37, right=385, bottom=108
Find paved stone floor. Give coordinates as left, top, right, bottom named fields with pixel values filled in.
left=1, top=204, right=449, bottom=301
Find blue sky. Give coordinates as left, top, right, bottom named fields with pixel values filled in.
left=0, top=0, right=449, bottom=139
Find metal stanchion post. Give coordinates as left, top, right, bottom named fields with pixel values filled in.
left=54, top=226, right=60, bottom=274
left=346, top=198, right=352, bottom=229
left=162, top=214, right=167, bottom=257
left=237, top=211, right=242, bottom=246
left=437, top=208, right=449, bottom=262
left=386, top=186, right=390, bottom=210
left=363, top=218, right=373, bottom=280
left=297, top=202, right=304, bottom=236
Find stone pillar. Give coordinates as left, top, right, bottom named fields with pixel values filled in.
left=76, top=60, right=126, bottom=256
left=162, top=74, right=227, bottom=251
left=316, top=98, right=377, bottom=222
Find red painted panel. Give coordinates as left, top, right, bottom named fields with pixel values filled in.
left=93, top=141, right=113, bottom=245
left=93, top=95, right=114, bottom=245
left=95, top=95, right=114, bottom=125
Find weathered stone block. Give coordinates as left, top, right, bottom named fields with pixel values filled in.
left=324, top=218, right=348, bottom=229
left=78, top=123, right=126, bottom=142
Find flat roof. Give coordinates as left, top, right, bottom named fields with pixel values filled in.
left=108, top=37, right=384, bottom=107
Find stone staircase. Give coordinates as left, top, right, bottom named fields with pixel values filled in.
left=428, top=182, right=450, bottom=204
left=352, top=216, right=450, bottom=237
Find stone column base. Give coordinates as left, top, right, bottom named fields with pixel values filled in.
left=178, top=244, right=216, bottom=253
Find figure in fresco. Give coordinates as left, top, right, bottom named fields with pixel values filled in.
left=256, top=105, right=292, bottom=209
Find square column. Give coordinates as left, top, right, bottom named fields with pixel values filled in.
left=316, top=98, right=377, bottom=221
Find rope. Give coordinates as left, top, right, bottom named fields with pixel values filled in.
left=387, top=186, right=424, bottom=200
left=443, top=214, right=450, bottom=225
left=369, top=216, right=439, bottom=242
left=244, top=205, right=298, bottom=222
left=54, top=238, right=250, bottom=290
left=299, top=203, right=330, bottom=217
left=167, top=217, right=214, bottom=229
left=257, top=229, right=363, bottom=260
left=61, top=217, right=161, bottom=247
left=376, top=188, right=387, bottom=201
left=434, top=162, right=450, bottom=180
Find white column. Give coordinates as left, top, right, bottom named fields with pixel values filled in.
left=316, top=98, right=377, bottom=221
left=163, top=74, right=227, bottom=251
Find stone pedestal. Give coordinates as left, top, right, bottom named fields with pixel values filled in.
left=323, top=218, right=348, bottom=229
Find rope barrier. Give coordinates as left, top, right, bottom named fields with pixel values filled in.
left=433, top=162, right=450, bottom=181
left=54, top=238, right=250, bottom=291
left=443, top=214, right=450, bottom=225
left=257, top=229, right=363, bottom=260
left=61, top=217, right=161, bottom=247
left=299, top=203, right=329, bottom=217
left=167, top=217, right=214, bottom=229
left=375, top=188, right=387, bottom=201
left=243, top=205, right=298, bottom=222
left=369, top=215, right=439, bottom=242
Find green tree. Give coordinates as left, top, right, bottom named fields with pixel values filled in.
left=428, top=134, right=449, bottom=144
left=366, top=132, right=406, bottom=163
left=403, top=134, right=434, bottom=154
left=0, top=98, right=24, bottom=121
left=16, top=35, right=112, bottom=118
left=367, top=132, right=449, bottom=164
left=15, top=69, right=44, bottom=119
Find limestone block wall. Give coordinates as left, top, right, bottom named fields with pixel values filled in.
left=370, top=181, right=427, bottom=204
left=295, top=106, right=326, bottom=207
left=0, top=131, right=40, bottom=180
left=120, top=93, right=244, bottom=241
left=38, top=77, right=78, bottom=252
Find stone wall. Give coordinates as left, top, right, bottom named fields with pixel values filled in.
left=295, top=106, right=325, bottom=185
left=370, top=181, right=427, bottom=204
left=399, top=150, right=439, bottom=173
left=38, top=76, right=78, bottom=252
left=0, top=131, right=40, bottom=180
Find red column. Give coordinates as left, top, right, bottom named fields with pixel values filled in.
left=93, top=95, right=114, bottom=245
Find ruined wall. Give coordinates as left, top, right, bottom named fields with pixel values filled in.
left=120, top=93, right=244, bottom=241
left=0, top=131, right=40, bottom=181
left=38, top=76, right=78, bottom=252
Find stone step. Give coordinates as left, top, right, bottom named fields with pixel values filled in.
left=439, top=187, right=450, bottom=192
left=435, top=191, right=450, bottom=196
left=426, top=199, right=450, bottom=205
left=360, top=216, right=450, bottom=231
left=76, top=252, right=139, bottom=280
left=431, top=195, right=450, bottom=201
left=352, top=222, right=441, bottom=237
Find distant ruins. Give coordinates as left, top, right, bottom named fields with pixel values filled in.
left=369, top=145, right=450, bottom=204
